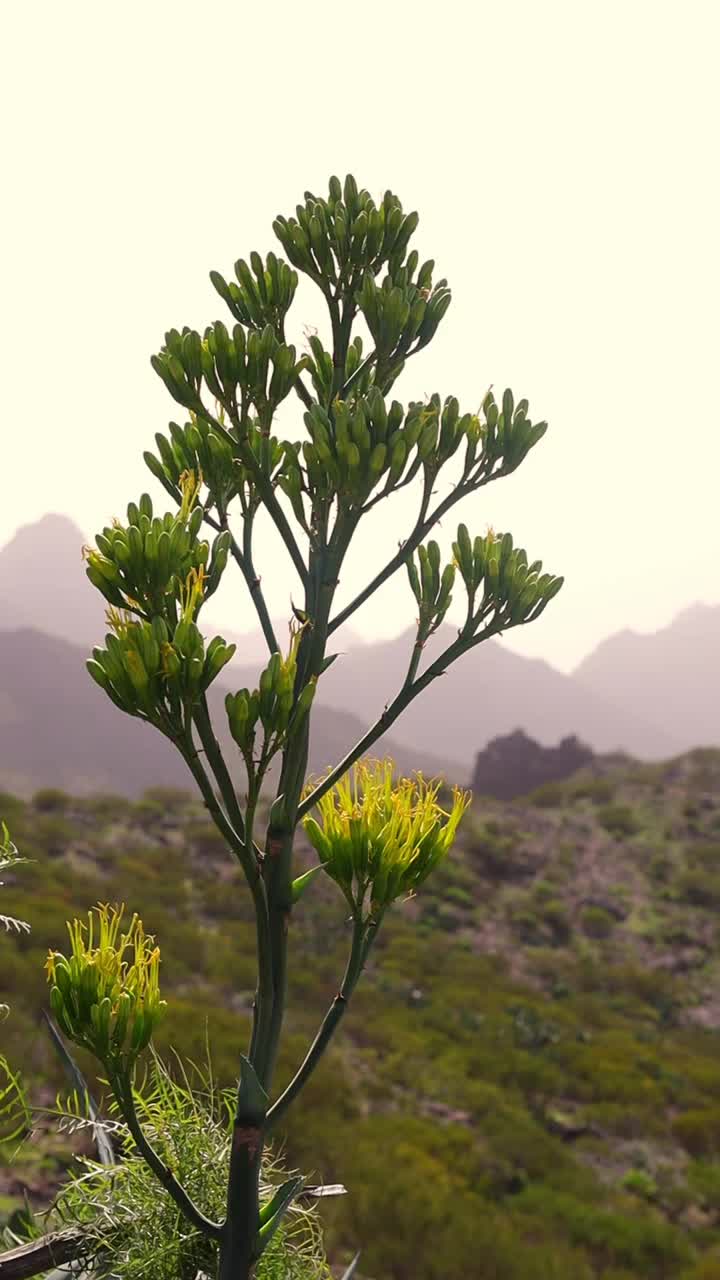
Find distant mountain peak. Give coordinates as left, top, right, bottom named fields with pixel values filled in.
left=10, top=510, right=85, bottom=537
left=672, top=600, right=717, bottom=625
left=0, top=512, right=100, bottom=646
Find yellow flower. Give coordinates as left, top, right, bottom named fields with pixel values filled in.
left=178, top=565, right=206, bottom=624
left=178, top=468, right=203, bottom=521
left=303, top=759, right=471, bottom=913
left=45, top=904, right=165, bottom=1066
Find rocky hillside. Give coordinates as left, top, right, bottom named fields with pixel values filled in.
left=2, top=749, right=720, bottom=1278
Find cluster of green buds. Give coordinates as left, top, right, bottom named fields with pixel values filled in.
left=451, top=523, right=564, bottom=630
left=356, top=255, right=451, bottom=389
left=151, top=321, right=307, bottom=429
left=45, top=904, right=166, bottom=1073
left=272, top=174, right=420, bottom=289
left=83, top=475, right=230, bottom=626
left=401, top=387, right=548, bottom=488
left=300, top=390, right=403, bottom=506
left=288, top=388, right=477, bottom=512
left=477, top=388, right=548, bottom=477
left=226, top=622, right=316, bottom=774
left=303, top=759, right=471, bottom=917
left=144, top=414, right=288, bottom=519
left=209, top=250, right=298, bottom=333
left=306, top=332, right=376, bottom=406
left=87, top=573, right=236, bottom=726
left=143, top=413, right=237, bottom=511
left=406, top=540, right=456, bottom=643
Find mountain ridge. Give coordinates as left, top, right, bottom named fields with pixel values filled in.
left=1, top=516, right=717, bottom=773
left=0, top=626, right=467, bottom=798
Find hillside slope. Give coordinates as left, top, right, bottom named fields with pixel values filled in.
left=2, top=749, right=720, bottom=1278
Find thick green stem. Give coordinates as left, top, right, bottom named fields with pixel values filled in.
left=178, top=722, right=275, bottom=1077
left=218, top=1136, right=261, bottom=1280
left=217, top=1062, right=267, bottom=1280
left=257, top=534, right=345, bottom=1092
left=258, top=821, right=294, bottom=1090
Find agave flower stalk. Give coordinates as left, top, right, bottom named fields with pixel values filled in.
left=0, top=173, right=565, bottom=1280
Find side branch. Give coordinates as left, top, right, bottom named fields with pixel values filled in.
left=298, top=619, right=501, bottom=819
left=181, top=712, right=275, bottom=1064
left=328, top=477, right=464, bottom=635
left=267, top=914, right=367, bottom=1131
left=196, top=408, right=309, bottom=590
left=207, top=509, right=278, bottom=655
left=192, top=698, right=248, bottom=847
left=231, top=427, right=309, bottom=590
left=110, top=1070, right=223, bottom=1240
left=177, top=719, right=247, bottom=872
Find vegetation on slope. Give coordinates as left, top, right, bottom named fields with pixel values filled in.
left=2, top=747, right=720, bottom=1278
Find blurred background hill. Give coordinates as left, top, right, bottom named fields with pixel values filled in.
left=0, top=516, right=716, bottom=796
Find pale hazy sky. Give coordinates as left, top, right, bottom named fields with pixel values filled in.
left=3, top=1, right=718, bottom=672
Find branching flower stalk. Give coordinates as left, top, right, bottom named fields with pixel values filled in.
left=25, top=174, right=563, bottom=1280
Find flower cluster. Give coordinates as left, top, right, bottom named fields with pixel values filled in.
left=45, top=904, right=166, bottom=1072
left=303, top=759, right=470, bottom=915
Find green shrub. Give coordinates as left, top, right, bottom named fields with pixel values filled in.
left=648, top=852, right=674, bottom=882
left=620, top=1168, right=658, bottom=1201
left=528, top=782, right=565, bottom=808
left=673, top=1108, right=720, bottom=1158
left=532, top=879, right=557, bottom=902
left=78, top=793, right=128, bottom=821
left=509, top=908, right=547, bottom=945
left=467, top=821, right=530, bottom=879
left=685, top=841, right=720, bottom=871
left=598, top=805, right=642, bottom=839
left=573, top=778, right=615, bottom=804
left=443, top=884, right=474, bottom=908
left=187, top=820, right=233, bottom=858
left=674, top=868, right=720, bottom=909
left=580, top=907, right=615, bottom=939
left=33, top=814, right=77, bottom=858
left=687, top=1159, right=720, bottom=1210
left=514, top=1185, right=692, bottom=1271
left=681, top=1251, right=720, bottom=1280
left=540, top=899, right=573, bottom=945
left=32, top=788, right=71, bottom=813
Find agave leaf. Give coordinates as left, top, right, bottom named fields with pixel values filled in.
left=299, top=1182, right=347, bottom=1200
left=339, top=1252, right=361, bottom=1279
left=42, top=1010, right=116, bottom=1167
